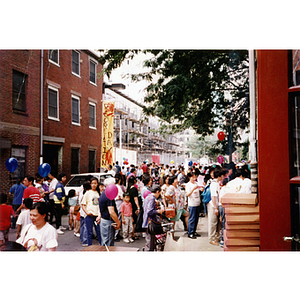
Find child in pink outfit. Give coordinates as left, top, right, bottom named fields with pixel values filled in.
left=120, top=192, right=134, bottom=243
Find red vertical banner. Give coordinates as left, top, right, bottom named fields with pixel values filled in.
left=152, top=154, right=160, bottom=165
left=101, top=101, right=114, bottom=168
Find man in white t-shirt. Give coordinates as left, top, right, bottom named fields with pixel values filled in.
left=208, top=168, right=225, bottom=246
left=185, top=172, right=202, bottom=239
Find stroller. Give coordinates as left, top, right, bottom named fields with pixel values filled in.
left=154, top=214, right=174, bottom=251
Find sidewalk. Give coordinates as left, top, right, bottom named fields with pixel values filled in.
left=8, top=214, right=223, bottom=251
left=166, top=215, right=223, bottom=251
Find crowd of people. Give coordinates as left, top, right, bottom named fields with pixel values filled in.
left=0, top=160, right=252, bottom=251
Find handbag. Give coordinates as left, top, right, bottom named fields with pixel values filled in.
left=165, top=206, right=176, bottom=219
left=73, top=198, right=80, bottom=214
left=148, top=218, right=164, bottom=235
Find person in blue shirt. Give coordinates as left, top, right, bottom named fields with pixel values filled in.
left=9, top=178, right=26, bottom=229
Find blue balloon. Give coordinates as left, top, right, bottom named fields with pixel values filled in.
left=5, top=157, right=18, bottom=173
left=188, top=160, right=193, bottom=167
left=38, top=163, right=51, bottom=177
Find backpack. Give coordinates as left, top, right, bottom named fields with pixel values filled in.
left=202, top=184, right=211, bottom=204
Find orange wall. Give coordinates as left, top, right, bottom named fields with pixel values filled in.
left=257, top=50, right=291, bottom=250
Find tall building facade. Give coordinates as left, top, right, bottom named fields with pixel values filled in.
left=0, top=50, right=103, bottom=192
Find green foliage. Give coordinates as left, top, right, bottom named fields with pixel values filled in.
left=98, top=49, right=249, bottom=158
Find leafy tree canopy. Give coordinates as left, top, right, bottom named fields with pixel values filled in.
left=98, top=50, right=249, bottom=157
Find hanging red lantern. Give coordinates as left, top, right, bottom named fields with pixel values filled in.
left=217, top=131, right=225, bottom=141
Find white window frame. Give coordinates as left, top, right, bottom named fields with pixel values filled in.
left=48, top=85, right=60, bottom=121
left=49, top=50, right=60, bottom=67
left=89, top=57, right=97, bottom=85
left=89, top=102, right=96, bottom=129
left=71, top=95, right=81, bottom=126
left=72, top=50, right=80, bottom=77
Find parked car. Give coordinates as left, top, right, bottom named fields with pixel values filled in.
left=64, top=172, right=113, bottom=195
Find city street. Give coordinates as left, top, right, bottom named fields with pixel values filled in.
left=9, top=214, right=222, bottom=252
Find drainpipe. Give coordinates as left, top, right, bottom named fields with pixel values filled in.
left=40, top=50, right=44, bottom=166
left=249, top=49, right=258, bottom=193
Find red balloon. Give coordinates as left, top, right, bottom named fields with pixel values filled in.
left=218, top=131, right=225, bottom=141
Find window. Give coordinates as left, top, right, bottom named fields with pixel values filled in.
left=72, top=50, right=80, bottom=76
left=48, top=86, right=59, bottom=120
left=89, top=59, right=97, bottom=84
left=12, top=70, right=27, bottom=112
left=11, top=147, right=26, bottom=180
left=89, top=103, right=96, bottom=128
left=49, top=50, right=59, bottom=65
left=71, top=148, right=80, bottom=174
left=89, top=150, right=96, bottom=172
left=72, top=95, right=80, bottom=125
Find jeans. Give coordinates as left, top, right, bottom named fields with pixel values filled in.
left=100, top=218, right=115, bottom=246
left=188, top=205, right=200, bottom=236
left=218, top=206, right=225, bottom=242
left=85, top=215, right=101, bottom=246
left=80, top=216, right=88, bottom=244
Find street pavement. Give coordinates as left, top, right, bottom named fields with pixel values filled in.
left=8, top=214, right=223, bottom=251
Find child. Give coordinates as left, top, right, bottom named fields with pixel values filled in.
left=16, top=197, right=33, bottom=239
left=0, top=193, right=15, bottom=245
left=120, top=192, right=134, bottom=243
left=81, top=177, right=102, bottom=246
left=68, top=189, right=78, bottom=231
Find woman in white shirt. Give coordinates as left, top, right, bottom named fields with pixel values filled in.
left=17, top=202, right=58, bottom=251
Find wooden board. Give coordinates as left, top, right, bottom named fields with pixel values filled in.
left=221, top=193, right=258, bottom=206
left=225, top=238, right=260, bottom=247
left=225, top=223, right=260, bottom=231
left=224, top=246, right=260, bottom=251
left=224, top=205, right=259, bottom=215
left=225, top=214, right=259, bottom=225
left=224, top=229, right=260, bottom=239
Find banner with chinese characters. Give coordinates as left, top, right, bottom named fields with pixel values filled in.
left=101, top=101, right=114, bottom=168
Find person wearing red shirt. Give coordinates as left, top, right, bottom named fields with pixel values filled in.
left=0, top=193, right=15, bottom=245
left=17, top=176, right=42, bottom=213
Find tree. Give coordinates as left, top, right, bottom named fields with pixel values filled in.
left=98, top=50, right=249, bottom=160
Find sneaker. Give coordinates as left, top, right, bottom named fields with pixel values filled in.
left=188, top=234, right=197, bottom=239
left=209, top=240, right=219, bottom=246
left=57, top=229, right=64, bottom=235
left=219, top=240, right=224, bottom=247
left=194, top=232, right=201, bottom=237
left=123, top=238, right=130, bottom=243
left=82, top=243, right=88, bottom=247
left=69, top=226, right=72, bottom=231
left=59, top=226, right=67, bottom=231
left=74, top=232, right=80, bottom=237
left=129, top=237, right=134, bottom=243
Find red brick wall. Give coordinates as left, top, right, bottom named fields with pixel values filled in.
left=0, top=50, right=41, bottom=193
left=43, top=50, right=103, bottom=178
left=0, top=50, right=103, bottom=193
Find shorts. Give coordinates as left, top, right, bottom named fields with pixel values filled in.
left=0, top=229, right=9, bottom=241
left=170, top=208, right=187, bottom=222
left=69, top=206, right=77, bottom=220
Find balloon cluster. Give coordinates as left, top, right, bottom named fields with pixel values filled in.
left=123, top=157, right=129, bottom=165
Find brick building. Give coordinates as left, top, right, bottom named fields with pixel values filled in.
left=0, top=50, right=103, bottom=193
